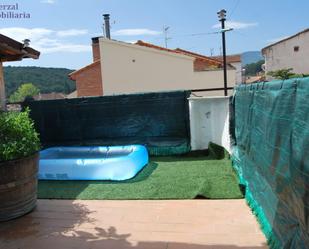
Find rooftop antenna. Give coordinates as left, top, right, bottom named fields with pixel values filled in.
left=163, top=25, right=171, bottom=48
left=210, top=48, right=214, bottom=56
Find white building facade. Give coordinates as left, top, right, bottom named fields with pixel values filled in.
left=262, top=28, right=309, bottom=75
left=99, top=38, right=236, bottom=96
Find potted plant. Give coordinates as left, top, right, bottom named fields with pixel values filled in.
left=0, top=108, right=40, bottom=221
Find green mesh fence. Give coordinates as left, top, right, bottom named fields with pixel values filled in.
left=22, top=91, right=191, bottom=156
left=232, top=78, right=309, bottom=248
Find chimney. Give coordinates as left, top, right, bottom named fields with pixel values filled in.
left=91, top=37, right=100, bottom=61
left=103, top=14, right=111, bottom=39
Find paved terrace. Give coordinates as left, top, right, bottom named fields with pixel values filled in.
left=0, top=200, right=267, bottom=249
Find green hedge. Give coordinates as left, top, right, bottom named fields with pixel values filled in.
left=0, top=109, right=40, bottom=161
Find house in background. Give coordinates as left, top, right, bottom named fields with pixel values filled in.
left=69, top=37, right=237, bottom=97
left=33, top=92, right=66, bottom=101
left=211, top=54, right=242, bottom=84
left=262, top=28, right=309, bottom=77
left=68, top=37, right=103, bottom=97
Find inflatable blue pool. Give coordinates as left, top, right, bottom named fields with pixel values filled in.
left=39, top=145, right=148, bottom=181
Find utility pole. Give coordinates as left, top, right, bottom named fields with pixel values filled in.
left=163, top=26, right=171, bottom=48
left=217, top=9, right=228, bottom=96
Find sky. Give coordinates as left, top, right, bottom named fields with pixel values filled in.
left=1, top=0, right=309, bottom=69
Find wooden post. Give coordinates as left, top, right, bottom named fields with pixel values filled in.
left=0, top=61, right=6, bottom=111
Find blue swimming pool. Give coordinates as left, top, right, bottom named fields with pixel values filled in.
left=39, top=145, right=148, bottom=181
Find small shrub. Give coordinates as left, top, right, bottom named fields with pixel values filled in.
left=208, top=142, right=228, bottom=160
left=0, top=108, right=40, bottom=161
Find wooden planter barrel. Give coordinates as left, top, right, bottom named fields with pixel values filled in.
left=0, top=153, right=39, bottom=221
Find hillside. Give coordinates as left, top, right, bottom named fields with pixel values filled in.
left=3, top=66, right=76, bottom=97
left=242, top=51, right=263, bottom=65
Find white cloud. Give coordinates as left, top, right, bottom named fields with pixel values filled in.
left=41, top=0, right=56, bottom=4
left=41, top=44, right=91, bottom=53
left=212, top=21, right=258, bottom=30
left=112, top=29, right=162, bottom=36
left=56, top=29, right=88, bottom=37
left=0, top=27, right=91, bottom=54
left=0, top=27, right=53, bottom=41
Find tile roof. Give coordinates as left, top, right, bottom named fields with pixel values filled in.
left=70, top=39, right=238, bottom=79
left=174, top=48, right=223, bottom=66
left=33, top=92, right=66, bottom=100
left=211, top=54, right=241, bottom=63
left=0, top=33, right=40, bottom=62
left=135, top=40, right=183, bottom=55
left=136, top=40, right=223, bottom=69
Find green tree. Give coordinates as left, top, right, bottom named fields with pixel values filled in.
left=268, top=68, right=309, bottom=80
left=244, top=60, right=265, bottom=76
left=9, top=83, right=40, bottom=103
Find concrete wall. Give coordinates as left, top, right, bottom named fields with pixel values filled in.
left=230, top=61, right=242, bottom=84
left=189, top=96, right=231, bottom=153
left=263, top=31, right=309, bottom=75
left=100, top=38, right=236, bottom=95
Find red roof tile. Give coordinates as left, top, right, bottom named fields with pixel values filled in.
left=211, top=54, right=241, bottom=63
left=136, top=40, right=223, bottom=69
left=175, top=48, right=223, bottom=67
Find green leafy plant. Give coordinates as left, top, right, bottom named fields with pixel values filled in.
left=267, top=68, right=295, bottom=80
left=267, top=68, right=309, bottom=80
left=9, top=83, right=40, bottom=103
left=0, top=108, right=40, bottom=161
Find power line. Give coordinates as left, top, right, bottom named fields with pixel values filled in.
left=229, top=0, right=240, bottom=19
left=233, top=29, right=248, bottom=37
left=189, top=31, right=220, bottom=36
left=167, top=31, right=219, bottom=38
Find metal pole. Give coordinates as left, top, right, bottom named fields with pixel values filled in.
left=163, top=26, right=170, bottom=48
left=103, top=14, right=111, bottom=39
left=221, top=19, right=228, bottom=96
left=0, top=61, right=6, bottom=111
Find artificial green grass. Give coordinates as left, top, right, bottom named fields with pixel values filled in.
left=38, top=156, right=243, bottom=200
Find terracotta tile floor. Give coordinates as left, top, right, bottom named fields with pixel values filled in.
left=0, top=199, right=268, bottom=249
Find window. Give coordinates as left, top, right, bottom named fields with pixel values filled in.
left=294, top=46, right=299, bottom=52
